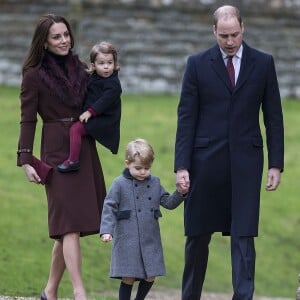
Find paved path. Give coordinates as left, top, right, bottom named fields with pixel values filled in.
left=0, top=291, right=293, bottom=300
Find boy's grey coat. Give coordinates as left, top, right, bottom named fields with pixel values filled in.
left=100, top=169, right=185, bottom=279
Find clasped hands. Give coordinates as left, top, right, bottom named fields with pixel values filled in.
left=176, top=169, right=190, bottom=195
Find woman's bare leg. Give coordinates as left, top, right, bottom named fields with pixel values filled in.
left=63, top=232, right=87, bottom=300
left=44, top=240, right=66, bottom=300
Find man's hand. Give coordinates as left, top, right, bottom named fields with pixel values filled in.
left=265, top=167, right=281, bottom=191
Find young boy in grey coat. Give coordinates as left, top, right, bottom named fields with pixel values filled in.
left=100, top=138, right=188, bottom=300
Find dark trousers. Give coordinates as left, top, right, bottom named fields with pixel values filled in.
left=182, top=235, right=255, bottom=300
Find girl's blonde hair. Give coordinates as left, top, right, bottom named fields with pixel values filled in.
left=86, top=41, right=120, bottom=74
left=125, top=138, right=155, bottom=166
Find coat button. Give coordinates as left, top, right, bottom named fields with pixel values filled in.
left=135, top=184, right=138, bottom=187
left=148, top=197, right=152, bottom=200
left=138, top=209, right=141, bottom=212
left=147, top=185, right=150, bottom=188
left=136, top=196, right=139, bottom=199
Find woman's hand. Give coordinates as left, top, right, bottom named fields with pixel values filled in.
left=22, top=163, right=41, bottom=184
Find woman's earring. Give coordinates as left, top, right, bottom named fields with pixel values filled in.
left=44, top=45, right=48, bottom=50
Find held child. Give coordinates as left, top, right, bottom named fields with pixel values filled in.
left=100, top=138, right=188, bottom=300
left=58, top=41, right=122, bottom=172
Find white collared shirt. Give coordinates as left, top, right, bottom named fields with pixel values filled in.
left=220, top=45, right=243, bottom=85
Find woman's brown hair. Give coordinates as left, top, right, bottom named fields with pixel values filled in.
left=22, top=14, right=74, bottom=74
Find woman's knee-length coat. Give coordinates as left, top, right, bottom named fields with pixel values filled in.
left=100, top=169, right=186, bottom=279
left=175, top=42, right=284, bottom=237
left=17, top=52, right=106, bottom=239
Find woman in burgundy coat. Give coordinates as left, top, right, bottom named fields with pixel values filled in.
left=17, top=14, right=106, bottom=300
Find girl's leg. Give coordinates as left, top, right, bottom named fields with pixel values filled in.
left=119, top=277, right=134, bottom=300
left=43, top=240, right=66, bottom=300
left=58, top=121, right=87, bottom=172
left=62, top=232, right=87, bottom=300
left=134, top=277, right=155, bottom=300
left=68, top=121, right=87, bottom=163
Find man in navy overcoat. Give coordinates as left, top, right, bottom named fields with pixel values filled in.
left=175, top=5, right=284, bottom=300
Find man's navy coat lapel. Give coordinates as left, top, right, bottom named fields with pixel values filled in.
left=209, top=42, right=256, bottom=93
left=235, top=42, right=255, bottom=92
left=209, top=44, right=233, bottom=91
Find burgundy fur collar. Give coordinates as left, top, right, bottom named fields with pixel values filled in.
left=38, top=51, right=87, bottom=108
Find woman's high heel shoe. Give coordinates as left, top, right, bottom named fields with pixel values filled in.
left=40, top=291, right=47, bottom=300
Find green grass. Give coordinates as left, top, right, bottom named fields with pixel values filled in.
left=0, top=85, right=299, bottom=299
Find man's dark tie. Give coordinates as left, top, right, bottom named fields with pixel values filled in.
left=227, top=56, right=235, bottom=88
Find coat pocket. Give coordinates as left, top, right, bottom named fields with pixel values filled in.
left=117, top=210, right=131, bottom=220
left=154, top=209, right=162, bottom=219
left=251, top=136, right=263, bottom=148
left=194, top=137, right=210, bottom=148
left=42, top=123, right=64, bottom=154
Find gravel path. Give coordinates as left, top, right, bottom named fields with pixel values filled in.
left=0, top=290, right=293, bottom=300
left=147, top=290, right=293, bottom=300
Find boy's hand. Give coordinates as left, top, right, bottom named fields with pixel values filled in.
left=101, top=233, right=112, bottom=243
left=177, top=183, right=189, bottom=196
